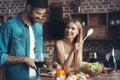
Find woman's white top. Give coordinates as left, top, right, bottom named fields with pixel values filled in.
left=59, top=40, right=68, bottom=60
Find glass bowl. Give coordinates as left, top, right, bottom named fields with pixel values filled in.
left=79, top=62, right=103, bottom=76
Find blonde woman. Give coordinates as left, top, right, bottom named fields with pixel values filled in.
left=54, top=19, right=83, bottom=72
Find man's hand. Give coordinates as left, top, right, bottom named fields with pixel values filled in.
left=52, top=62, right=61, bottom=69
left=24, top=57, right=37, bottom=69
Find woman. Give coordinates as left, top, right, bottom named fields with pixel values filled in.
left=54, top=19, right=83, bottom=72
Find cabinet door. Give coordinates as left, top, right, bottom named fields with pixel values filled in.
left=88, top=13, right=107, bottom=26
left=82, top=27, right=87, bottom=39
left=108, top=11, right=120, bottom=39
left=0, top=15, right=3, bottom=27
left=108, top=25, right=120, bottom=39
left=88, top=27, right=106, bottom=39
left=0, top=66, right=5, bottom=80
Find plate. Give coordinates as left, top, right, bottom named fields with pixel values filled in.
left=40, top=73, right=55, bottom=77
left=38, top=68, right=57, bottom=78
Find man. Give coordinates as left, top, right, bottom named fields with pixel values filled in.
left=0, top=0, right=48, bottom=79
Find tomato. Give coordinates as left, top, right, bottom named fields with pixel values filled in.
left=84, top=74, right=90, bottom=78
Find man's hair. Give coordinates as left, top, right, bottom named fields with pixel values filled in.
left=26, top=0, right=48, bottom=8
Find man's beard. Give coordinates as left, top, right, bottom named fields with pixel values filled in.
left=30, top=18, right=34, bottom=24
left=29, top=17, right=40, bottom=24
left=29, top=16, right=38, bottom=24
left=28, top=12, right=38, bottom=24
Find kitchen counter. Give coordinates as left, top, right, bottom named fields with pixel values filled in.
left=88, top=70, right=120, bottom=80
left=19, top=70, right=120, bottom=80
left=19, top=76, right=55, bottom=80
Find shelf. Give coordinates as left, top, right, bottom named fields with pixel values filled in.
left=108, top=10, right=120, bottom=26
left=71, top=11, right=120, bottom=40
left=108, top=10, right=120, bottom=39
left=71, top=13, right=108, bottom=39
left=87, top=27, right=106, bottom=39
left=88, top=25, right=107, bottom=28
left=88, top=13, right=107, bottom=26
left=108, top=26, right=120, bottom=39
left=71, top=13, right=107, bottom=26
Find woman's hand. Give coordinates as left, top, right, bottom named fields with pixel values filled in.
left=74, top=42, right=83, bottom=71
left=74, top=42, right=83, bottom=51
left=24, top=57, right=37, bottom=69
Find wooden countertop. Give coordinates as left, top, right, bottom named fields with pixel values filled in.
left=88, top=70, right=120, bottom=80
left=19, top=70, right=120, bottom=80
left=19, top=76, right=55, bottom=80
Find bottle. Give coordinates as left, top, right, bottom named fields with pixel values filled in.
left=108, top=47, right=117, bottom=71
left=89, top=52, right=98, bottom=62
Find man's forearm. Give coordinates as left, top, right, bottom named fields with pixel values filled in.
left=5, top=55, right=26, bottom=65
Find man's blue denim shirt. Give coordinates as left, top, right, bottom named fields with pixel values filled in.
left=0, top=13, right=44, bottom=80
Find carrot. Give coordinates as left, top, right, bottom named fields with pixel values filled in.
left=68, top=71, right=73, bottom=76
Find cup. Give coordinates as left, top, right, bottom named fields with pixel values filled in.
left=110, top=20, right=115, bottom=25
left=82, top=22, right=85, bottom=26
left=116, top=20, right=120, bottom=24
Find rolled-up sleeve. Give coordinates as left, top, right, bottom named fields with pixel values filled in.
left=0, top=22, right=9, bottom=65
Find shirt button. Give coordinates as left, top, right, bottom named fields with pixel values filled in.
left=40, top=37, right=42, bottom=40
left=18, top=38, right=21, bottom=40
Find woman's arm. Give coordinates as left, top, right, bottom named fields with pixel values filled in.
left=55, top=41, right=75, bottom=72
left=74, top=42, right=83, bottom=71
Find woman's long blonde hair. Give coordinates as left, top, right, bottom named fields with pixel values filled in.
left=66, top=18, right=83, bottom=44
left=67, top=18, right=83, bottom=71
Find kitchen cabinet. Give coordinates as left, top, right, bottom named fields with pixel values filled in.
left=71, top=10, right=120, bottom=40
left=108, top=10, right=120, bottom=40
left=0, top=66, right=5, bottom=80
left=87, top=27, right=106, bottom=39
left=71, top=13, right=107, bottom=40
left=0, top=15, right=3, bottom=26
